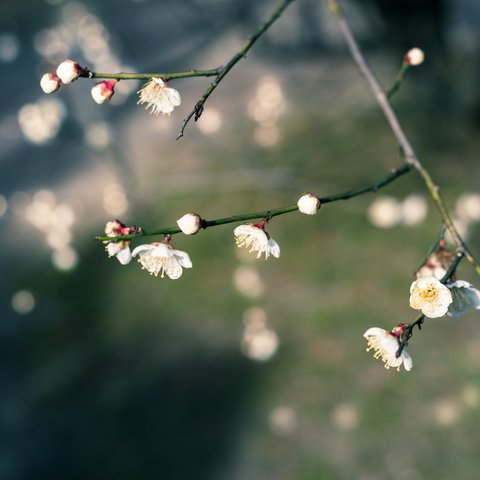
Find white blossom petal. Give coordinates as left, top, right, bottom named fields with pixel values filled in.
left=409, top=276, right=453, bottom=318
left=132, top=242, right=191, bottom=279
left=268, top=238, right=281, bottom=258
left=137, top=78, right=181, bottom=115
left=132, top=244, right=156, bottom=257
left=173, top=249, right=193, bottom=268
left=363, top=327, right=412, bottom=371
left=116, top=247, right=132, bottom=265
left=448, top=280, right=480, bottom=317
left=234, top=224, right=280, bottom=260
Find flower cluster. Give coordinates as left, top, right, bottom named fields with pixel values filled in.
left=364, top=242, right=480, bottom=372
left=104, top=220, right=141, bottom=265
left=40, top=61, right=182, bottom=114
left=40, top=60, right=88, bottom=95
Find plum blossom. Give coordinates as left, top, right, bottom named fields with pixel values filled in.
left=404, top=48, right=425, bottom=66
left=297, top=193, right=321, bottom=215
left=364, top=325, right=413, bottom=371
left=176, top=212, right=203, bottom=235
left=56, top=59, right=84, bottom=84
left=91, top=80, right=117, bottom=104
left=40, top=72, right=61, bottom=94
left=234, top=223, right=280, bottom=259
left=132, top=241, right=192, bottom=279
left=416, top=250, right=452, bottom=280
left=137, top=77, right=181, bottom=115
left=447, top=280, right=480, bottom=317
left=409, top=276, right=453, bottom=318
left=104, top=219, right=140, bottom=265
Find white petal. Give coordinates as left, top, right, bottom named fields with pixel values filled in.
left=363, top=327, right=387, bottom=338
left=173, top=249, right=192, bottom=269
left=379, top=334, right=400, bottom=355
left=465, top=287, right=480, bottom=309
left=154, top=88, right=181, bottom=114
left=107, top=242, right=121, bottom=257
left=150, top=243, right=172, bottom=258
left=116, top=247, right=132, bottom=265
left=166, top=261, right=183, bottom=279
left=165, top=87, right=181, bottom=107
left=131, top=244, right=155, bottom=257
left=402, top=351, right=413, bottom=371
left=268, top=238, right=281, bottom=258
left=422, top=302, right=449, bottom=318
left=234, top=224, right=255, bottom=236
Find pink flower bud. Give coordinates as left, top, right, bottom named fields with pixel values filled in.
left=297, top=193, right=321, bottom=215
left=404, top=48, right=425, bottom=66
left=176, top=212, right=203, bottom=235
left=56, top=59, right=83, bottom=84
left=40, top=72, right=61, bottom=94
left=91, top=80, right=118, bottom=104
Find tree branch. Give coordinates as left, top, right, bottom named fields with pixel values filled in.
left=95, top=163, right=411, bottom=242
left=396, top=251, right=465, bottom=358
left=82, top=68, right=224, bottom=81
left=176, top=0, right=297, bottom=139
left=327, top=0, right=480, bottom=276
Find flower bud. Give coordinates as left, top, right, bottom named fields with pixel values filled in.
left=404, top=48, right=425, bottom=66
left=56, top=59, right=83, bottom=84
left=176, top=212, right=203, bottom=235
left=40, top=72, right=61, bottom=94
left=297, top=193, right=321, bottom=215
left=91, top=80, right=118, bottom=104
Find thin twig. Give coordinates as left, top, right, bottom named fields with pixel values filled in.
left=176, top=0, right=297, bottom=140
left=327, top=0, right=480, bottom=276
left=95, top=163, right=411, bottom=242
left=386, top=63, right=410, bottom=99
left=82, top=68, right=224, bottom=81
left=414, top=224, right=447, bottom=272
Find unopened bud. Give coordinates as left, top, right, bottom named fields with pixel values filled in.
left=40, top=72, right=61, bottom=94
left=297, top=193, right=321, bottom=215
left=176, top=212, right=203, bottom=235
left=56, top=59, right=83, bottom=84
left=91, top=80, right=118, bottom=104
left=404, top=48, right=425, bottom=66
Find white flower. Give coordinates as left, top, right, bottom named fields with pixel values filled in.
left=234, top=224, right=280, bottom=259
left=176, top=212, right=202, bottom=235
left=132, top=242, right=192, bottom=279
left=404, top=48, right=425, bottom=66
left=103, top=219, right=139, bottom=265
left=137, top=77, right=181, bottom=115
left=447, top=280, right=480, bottom=317
left=56, top=59, right=83, bottom=84
left=91, top=80, right=117, bottom=104
left=364, top=327, right=413, bottom=371
left=409, top=276, right=453, bottom=318
left=40, top=72, right=61, bottom=94
left=106, top=241, right=132, bottom=265
left=297, top=193, right=321, bottom=215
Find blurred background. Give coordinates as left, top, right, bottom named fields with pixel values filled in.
left=1, top=0, right=480, bottom=478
